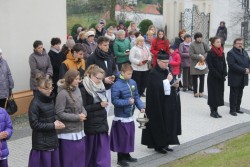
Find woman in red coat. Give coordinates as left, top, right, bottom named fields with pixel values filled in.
left=150, top=30, right=170, bottom=67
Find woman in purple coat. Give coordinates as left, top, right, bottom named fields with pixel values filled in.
left=0, top=107, right=13, bottom=167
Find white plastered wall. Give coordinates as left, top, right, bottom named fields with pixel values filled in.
left=0, top=0, right=67, bottom=92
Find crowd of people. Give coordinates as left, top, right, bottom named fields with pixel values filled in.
left=0, top=19, right=249, bottom=167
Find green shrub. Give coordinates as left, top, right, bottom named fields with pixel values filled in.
left=125, top=20, right=133, bottom=28
left=89, top=22, right=98, bottom=29
left=138, top=19, right=153, bottom=35
left=71, top=23, right=83, bottom=36
left=105, top=20, right=118, bottom=29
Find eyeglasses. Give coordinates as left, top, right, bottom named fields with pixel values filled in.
left=94, top=76, right=103, bottom=81
left=41, top=87, right=54, bottom=91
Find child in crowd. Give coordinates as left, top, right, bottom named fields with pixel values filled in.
left=28, top=73, right=65, bottom=167
left=110, top=63, right=145, bottom=167
left=169, top=45, right=181, bottom=79
left=0, top=107, right=13, bottom=167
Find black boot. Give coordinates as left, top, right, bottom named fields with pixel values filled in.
left=125, top=153, right=137, bottom=162
left=215, top=107, right=222, bottom=118
left=117, top=153, right=129, bottom=167
left=164, top=145, right=174, bottom=152
left=210, top=106, right=219, bottom=118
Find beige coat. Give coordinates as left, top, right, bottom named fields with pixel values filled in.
left=189, top=41, right=210, bottom=75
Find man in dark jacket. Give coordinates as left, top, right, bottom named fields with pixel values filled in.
left=87, top=36, right=117, bottom=114
left=227, top=38, right=250, bottom=116
left=141, top=51, right=181, bottom=154
left=48, top=37, right=62, bottom=98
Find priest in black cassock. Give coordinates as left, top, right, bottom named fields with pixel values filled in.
left=141, top=50, right=182, bottom=154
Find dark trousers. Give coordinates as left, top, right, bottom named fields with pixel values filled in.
left=192, top=74, right=205, bottom=94
left=182, top=67, right=193, bottom=89
left=132, top=70, right=149, bottom=96
left=117, top=61, right=130, bottom=71
left=117, top=153, right=131, bottom=161
left=0, top=99, right=7, bottom=108
left=229, top=86, right=244, bottom=112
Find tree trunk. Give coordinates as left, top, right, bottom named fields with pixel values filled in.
left=110, top=0, right=116, bottom=21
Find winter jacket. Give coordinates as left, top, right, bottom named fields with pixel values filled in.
left=28, top=91, right=58, bottom=150
left=55, top=80, right=87, bottom=134
left=0, top=107, right=13, bottom=159
left=150, top=38, right=170, bottom=67
left=227, top=47, right=250, bottom=87
left=29, top=49, right=53, bottom=90
left=0, top=57, right=14, bottom=99
left=189, top=41, right=210, bottom=75
left=82, top=39, right=97, bottom=58
left=80, top=86, right=109, bottom=135
left=48, top=48, right=65, bottom=95
left=111, top=75, right=144, bottom=118
left=129, top=45, right=152, bottom=71
left=179, top=42, right=191, bottom=67
left=59, top=50, right=85, bottom=79
left=216, top=27, right=227, bottom=44
left=113, top=38, right=131, bottom=63
left=169, top=49, right=181, bottom=75
left=174, top=37, right=184, bottom=49
left=86, top=47, right=117, bottom=90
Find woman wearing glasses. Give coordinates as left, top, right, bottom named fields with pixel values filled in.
left=28, top=73, right=65, bottom=167
left=81, top=65, right=110, bottom=167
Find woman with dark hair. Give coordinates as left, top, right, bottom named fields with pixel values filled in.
left=81, top=65, right=111, bottom=167
left=59, top=43, right=86, bottom=79
left=174, top=29, right=186, bottom=49
left=216, top=21, right=227, bottom=48
left=150, top=30, right=170, bottom=67
left=189, top=32, right=210, bottom=97
left=28, top=73, right=65, bottom=167
left=207, top=36, right=227, bottom=118
left=55, top=69, right=87, bottom=167
left=29, top=40, right=53, bottom=95
left=0, top=48, right=14, bottom=108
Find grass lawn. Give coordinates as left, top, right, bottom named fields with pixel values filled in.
left=161, top=133, right=250, bottom=167
left=67, top=13, right=101, bottom=34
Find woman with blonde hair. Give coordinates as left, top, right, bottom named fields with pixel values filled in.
left=28, top=73, right=65, bottom=167
left=129, top=36, right=152, bottom=97
left=55, top=69, right=87, bottom=167
left=80, top=65, right=111, bottom=167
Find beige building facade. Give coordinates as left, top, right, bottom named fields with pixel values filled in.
left=163, top=0, right=242, bottom=44
left=0, top=0, right=67, bottom=114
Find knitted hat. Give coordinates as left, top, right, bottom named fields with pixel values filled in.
left=65, top=36, right=75, bottom=49
left=169, top=45, right=176, bottom=50
left=85, top=31, right=95, bottom=38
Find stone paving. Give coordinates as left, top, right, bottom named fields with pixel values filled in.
left=7, top=47, right=250, bottom=167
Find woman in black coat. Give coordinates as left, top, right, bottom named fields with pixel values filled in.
left=28, top=73, right=65, bottom=167
left=206, top=36, right=227, bottom=118
left=81, top=65, right=110, bottom=167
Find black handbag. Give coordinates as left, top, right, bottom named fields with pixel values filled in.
left=4, top=94, right=18, bottom=115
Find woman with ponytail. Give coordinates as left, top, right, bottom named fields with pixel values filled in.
left=80, top=64, right=110, bottom=167
left=55, top=69, right=87, bottom=167
left=206, top=36, right=227, bottom=118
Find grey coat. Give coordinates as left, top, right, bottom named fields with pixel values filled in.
left=179, top=42, right=191, bottom=67
left=0, top=57, right=14, bottom=99
left=189, top=41, right=210, bottom=75
left=29, top=50, right=53, bottom=90
left=55, top=79, right=87, bottom=134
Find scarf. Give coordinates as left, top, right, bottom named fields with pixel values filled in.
left=94, top=47, right=110, bottom=60
left=82, top=75, right=107, bottom=103
left=211, top=45, right=224, bottom=58
left=183, top=41, right=191, bottom=46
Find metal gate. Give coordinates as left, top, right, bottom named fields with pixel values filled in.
left=179, top=5, right=210, bottom=43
